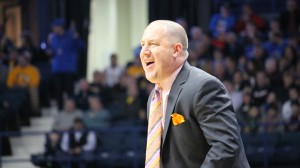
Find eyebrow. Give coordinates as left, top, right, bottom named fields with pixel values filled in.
left=140, top=39, right=159, bottom=44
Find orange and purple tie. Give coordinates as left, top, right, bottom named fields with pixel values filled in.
left=145, top=89, right=162, bottom=168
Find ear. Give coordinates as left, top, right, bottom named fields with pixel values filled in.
left=173, top=43, right=183, bottom=58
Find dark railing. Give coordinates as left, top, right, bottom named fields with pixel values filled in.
left=0, top=126, right=147, bottom=168
left=1, top=123, right=300, bottom=168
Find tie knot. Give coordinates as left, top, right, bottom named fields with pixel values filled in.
left=152, top=87, right=161, bottom=101
left=156, top=88, right=161, bottom=97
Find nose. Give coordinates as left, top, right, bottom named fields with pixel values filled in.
left=141, top=45, right=151, bottom=57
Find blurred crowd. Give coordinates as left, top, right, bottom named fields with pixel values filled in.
left=185, top=0, right=300, bottom=134
left=0, top=0, right=300, bottom=167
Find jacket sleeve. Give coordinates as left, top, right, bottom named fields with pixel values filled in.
left=193, top=78, right=243, bottom=168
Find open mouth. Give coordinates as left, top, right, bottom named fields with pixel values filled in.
left=146, top=62, right=154, bottom=66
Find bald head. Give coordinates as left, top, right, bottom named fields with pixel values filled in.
left=140, top=20, right=189, bottom=83
left=146, top=20, right=188, bottom=55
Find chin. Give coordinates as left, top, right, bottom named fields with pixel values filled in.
left=145, top=75, right=156, bottom=84
left=146, top=77, right=156, bottom=84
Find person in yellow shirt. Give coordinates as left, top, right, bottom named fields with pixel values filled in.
left=7, top=51, right=41, bottom=115
left=127, top=47, right=145, bottom=78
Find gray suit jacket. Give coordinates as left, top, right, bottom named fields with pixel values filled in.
left=147, top=62, right=250, bottom=168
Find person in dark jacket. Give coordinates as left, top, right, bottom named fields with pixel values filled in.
left=60, top=118, right=96, bottom=168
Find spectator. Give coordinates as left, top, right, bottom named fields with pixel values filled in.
left=261, top=104, right=284, bottom=133
left=223, top=80, right=243, bottom=111
left=74, top=78, right=92, bottom=111
left=224, top=31, right=244, bottom=61
left=241, top=22, right=261, bottom=46
left=189, top=26, right=203, bottom=44
left=198, top=32, right=213, bottom=59
left=285, top=100, right=300, bottom=132
left=252, top=71, right=270, bottom=107
left=263, top=32, right=285, bottom=58
left=188, top=26, right=212, bottom=59
left=263, top=91, right=281, bottom=113
left=224, top=57, right=237, bottom=80
left=279, top=57, right=290, bottom=72
left=279, top=0, right=300, bottom=36
left=89, top=70, right=111, bottom=107
left=282, top=87, right=300, bottom=122
left=44, top=131, right=62, bottom=168
left=235, top=3, right=266, bottom=33
left=286, top=35, right=300, bottom=54
left=268, top=18, right=282, bottom=35
left=283, top=46, right=298, bottom=68
left=32, top=131, right=62, bottom=168
left=246, top=44, right=266, bottom=72
left=6, top=51, right=41, bottom=116
left=209, top=2, right=235, bottom=38
left=18, top=31, right=43, bottom=65
left=277, top=71, right=295, bottom=103
left=53, top=98, right=83, bottom=131
left=243, top=106, right=261, bottom=134
left=117, top=77, right=144, bottom=120
left=233, top=71, right=251, bottom=91
left=82, top=96, right=110, bottom=129
left=264, top=57, right=282, bottom=90
left=60, top=118, right=97, bottom=168
left=211, top=32, right=227, bottom=50
left=212, top=60, right=226, bottom=81
left=127, top=47, right=144, bottom=78
left=110, top=72, right=128, bottom=106
left=45, top=131, right=61, bottom=156
left=48, top=18, right=84, bottom=109
left=104, top=53, right=123, bottom=88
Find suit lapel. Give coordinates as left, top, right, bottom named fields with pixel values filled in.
left=162, top=62, right=191, bottom=147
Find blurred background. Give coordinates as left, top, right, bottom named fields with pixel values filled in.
left=0, top=0, right=299, bottom=168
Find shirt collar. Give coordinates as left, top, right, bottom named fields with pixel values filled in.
left=156, top=65, right=183, bottom=92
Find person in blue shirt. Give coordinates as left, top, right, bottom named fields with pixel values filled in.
left=48, top=18, right=84, bottom=109
left=209, top=3, right=235, bottom=38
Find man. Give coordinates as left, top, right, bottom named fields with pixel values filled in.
left=60, top=118, right=97, bottom=168
left=48, top=18, right=84, bottom=109
left=53, top=98, right=83, bottom=131
left=104, top=53, right=123, bottom=87
left=7, top=51, right=41, bottom=116
left=140, top=20, right=249, bottom=168
left=209, top=3, right=235, bottom=38
left=82, top=96, right=110, bottom=129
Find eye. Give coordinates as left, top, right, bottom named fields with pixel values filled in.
left=150, top=42, right=158, bottom=46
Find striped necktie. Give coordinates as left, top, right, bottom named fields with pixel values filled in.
left=145, top=88, right=162, bottom=168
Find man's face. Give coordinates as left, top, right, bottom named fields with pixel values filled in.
left=64, top=100, right=75, bottom=112
left=53, top=26, right=64, bottom=35
left=18, top=56, right=28, bottom=67
left=74, top=122, right=84, bottom=131
left=111, top=56, right=117, bottom=66
left=140, top=24, right=176, bottom=83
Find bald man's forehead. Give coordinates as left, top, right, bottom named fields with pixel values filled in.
left=142, top=20, right=188, bottom=48
left=142, top=23, right=169, bottom=41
